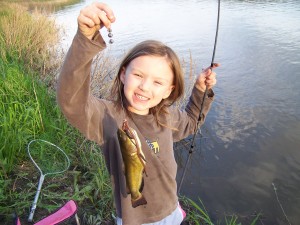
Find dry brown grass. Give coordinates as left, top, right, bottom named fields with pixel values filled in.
left=90, top=52, right=120, bottom=99
left=0, top=0, right=82, bottom=12
left=0, top=3, right=60, bottom=77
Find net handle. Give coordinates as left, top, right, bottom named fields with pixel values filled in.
left=28, top=174, right=45, bottom=222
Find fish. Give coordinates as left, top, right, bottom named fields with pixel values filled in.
left=117, top=119, right=147, bottom=208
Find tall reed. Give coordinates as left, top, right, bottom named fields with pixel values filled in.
left=4, top=0, right=82, bottom=12
left=0, top=3, right=58, bottom=75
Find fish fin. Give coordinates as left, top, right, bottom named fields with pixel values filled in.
left=125, top=129, right=134, bottom=139
left=132, top=195, right=147, bottom=208
left=143, top=168, right=148, bottom=177
left=126, top=185, right=131, bottom=194
left=139, top=178, right=144, bottom=192
left=138, top=153, right=147, bottom=163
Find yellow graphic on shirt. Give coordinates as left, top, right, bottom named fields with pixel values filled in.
left=146, top=139, right=160, bottom=154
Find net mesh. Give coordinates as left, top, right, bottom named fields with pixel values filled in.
left=28, top=139, right=70, bottom=175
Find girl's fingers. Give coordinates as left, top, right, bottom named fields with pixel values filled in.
left=207, top=71, right=216, bottom=80
left=93, top=2, right=115, bottom=23
left=97, top=9, right=113, bottom=29
left=203, top=71, right=217, bottom=88
left=79, top=3, right=115, bottom=29
left=211, top=62, right=220, bottom=68
left=202, top=63, right=220, bottom=75
left=205, top=77, right=216, bottom=86
left=78, top=14, right=96, bottom=28
left=88, top=2, right=115, bottom=28
left=196, top=63, right=219, bottom=91
left=80, top=8, right=103, bottom=27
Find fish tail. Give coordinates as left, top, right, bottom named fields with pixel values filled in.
left=132, top=195, right=147, bottom=208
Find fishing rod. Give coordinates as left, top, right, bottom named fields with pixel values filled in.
left=178, top=0, right=221, bottom=194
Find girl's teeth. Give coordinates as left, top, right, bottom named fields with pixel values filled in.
left=136, top=94, right=147, bottom=100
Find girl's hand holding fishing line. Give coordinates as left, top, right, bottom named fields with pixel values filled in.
left=77, top=2, right=115, bottom=40
left=195, top=63, right=220, bottom=93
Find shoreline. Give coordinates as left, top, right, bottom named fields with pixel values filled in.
left=0, top=0, right=82, bottom=12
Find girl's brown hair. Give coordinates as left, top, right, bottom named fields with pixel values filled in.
left=110, top=40, right=184, bottom=126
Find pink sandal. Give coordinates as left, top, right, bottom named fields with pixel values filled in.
left=14, top=200, right=78, bottom=225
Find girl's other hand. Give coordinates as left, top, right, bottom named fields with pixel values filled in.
left=77, top=2, right=115, bottom=40
left=195, top=63, right=220, bottom=92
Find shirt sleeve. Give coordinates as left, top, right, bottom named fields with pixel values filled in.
left=171, top=87, right=214, bottom=142
left=56, top=30, right=108, bottom=144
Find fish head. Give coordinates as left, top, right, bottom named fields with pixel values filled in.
left=122, top=119, right=135, bottom=139
left=117, top=128, right=128, bottom=143
left=117, top=127, right=137, bottom=155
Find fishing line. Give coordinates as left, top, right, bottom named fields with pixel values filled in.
left=178, top=0, right=221, bottom=194
left=27, top=139, right=70, bottom=222
left=119, top=81, right=127, bottom=120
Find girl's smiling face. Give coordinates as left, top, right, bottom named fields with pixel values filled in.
left=120, top=55, right=175, bottom=115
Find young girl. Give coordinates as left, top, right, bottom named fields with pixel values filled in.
left=57, top=2, right=218, bottom=225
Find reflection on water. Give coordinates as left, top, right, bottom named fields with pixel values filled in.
left=55, top=0, right=300, bottom=224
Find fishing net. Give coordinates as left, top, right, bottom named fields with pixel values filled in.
left=27, top=139, right=70, bottom=222
left=28, top=139, right=70, bottom=175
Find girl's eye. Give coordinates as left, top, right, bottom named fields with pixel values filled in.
left=154, top=81, right=163, bottom=85
left=134, top=73, right=142, bottom=78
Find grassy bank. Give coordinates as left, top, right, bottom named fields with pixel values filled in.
left=0, top=2, right=261, bottom=225
left=0, top=3, right=113, bottom=224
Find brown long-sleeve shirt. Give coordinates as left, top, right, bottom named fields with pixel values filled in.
left=57, top=31, right=214, bottom=225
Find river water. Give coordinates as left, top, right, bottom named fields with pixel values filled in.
left=54, top=1, right=300, bottom=224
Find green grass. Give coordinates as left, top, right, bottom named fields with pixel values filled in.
left=0, top=59, right=77, bottom=176
left=180, top=196, right=262, bottom=225
left=0, top=62, right=42, bottom=176
left=0, top=58, right=114, bottom=224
